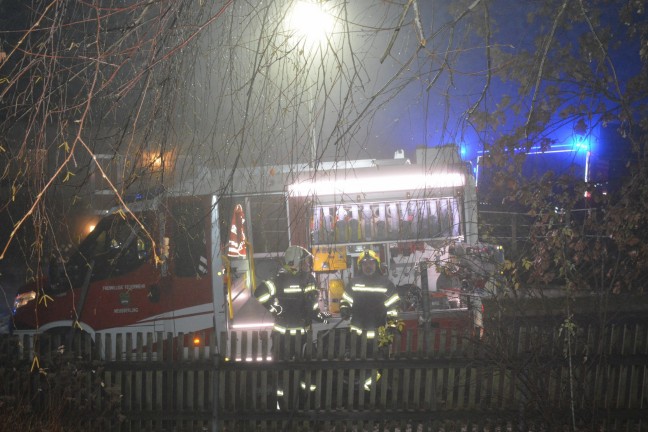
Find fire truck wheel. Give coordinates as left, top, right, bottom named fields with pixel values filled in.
left=36, top=328, right=95, bottom=365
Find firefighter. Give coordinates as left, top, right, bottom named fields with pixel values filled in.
left=339, top=249, right=400, bottom=390
left=254, top=246, right=329, bottom=337
left=340, top=249, right=400, bottom=340
left=254, top=245, right=329, bottom=407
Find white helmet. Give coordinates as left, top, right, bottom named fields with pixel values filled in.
left=284, top=246, right=313, bottom=270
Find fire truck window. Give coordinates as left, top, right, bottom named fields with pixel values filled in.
left=111, top=233, right=151, bottom=276
left=172, top=204, right=208, bottom=278
left=92, top=215, right=152, bottom=279
left=59, top=214, right=152, bottom=287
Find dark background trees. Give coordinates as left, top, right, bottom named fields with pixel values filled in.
left=474, top=0, right=648, bottom=296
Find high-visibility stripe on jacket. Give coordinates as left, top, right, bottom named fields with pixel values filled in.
left=339, top=274, right=399, bottom=339
left=254, top=268, right=321, bottom=334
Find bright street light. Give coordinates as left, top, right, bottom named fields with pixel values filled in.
left=286, top=1, right=334, bottom=49
left=285, top=1, right=336, bottom=168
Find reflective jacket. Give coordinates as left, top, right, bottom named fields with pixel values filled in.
left=340, top=273, right=400, bottom=339
left=254, top=268, right=322, bottom=334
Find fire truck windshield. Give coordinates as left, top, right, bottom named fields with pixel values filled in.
left=50, top=213, right=152, bottom=292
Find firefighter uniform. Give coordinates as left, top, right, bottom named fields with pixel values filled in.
left=254, top=246, right=328, bottom=407
left=339, top=249, right=400, bottom=391
left=340, top=250, right=400, bottom=340
left=255, top=267, right=324, bottom=335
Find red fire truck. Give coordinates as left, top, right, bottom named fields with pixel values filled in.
left=12, top=145, right=500, bottom=359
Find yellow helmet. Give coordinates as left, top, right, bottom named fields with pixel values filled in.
left=357, top=249, right=380, bottom=267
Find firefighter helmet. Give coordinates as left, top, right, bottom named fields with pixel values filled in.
left=284, top=246, right=313, bottom=271
left=357, top=249, right=380, bottom=267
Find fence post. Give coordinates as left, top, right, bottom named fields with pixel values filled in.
left=212, top=352, right=220, bottom=432
left=420, top=260, right=430, bottom=339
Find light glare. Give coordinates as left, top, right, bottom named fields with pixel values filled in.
left=287, top=1, right=333, bottom=45
left=230, top=322, right=274, bottom=329
left=289, top=172, right=465, bottom=197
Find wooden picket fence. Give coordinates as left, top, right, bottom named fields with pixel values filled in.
left=1, top=321, right=647, bottom=431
